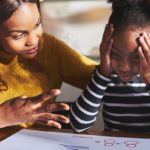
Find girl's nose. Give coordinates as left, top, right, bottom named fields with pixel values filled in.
left=119, top=61, right=131, bottom=72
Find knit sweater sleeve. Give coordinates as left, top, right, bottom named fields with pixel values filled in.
left=69, top=68, right=111, bottom=132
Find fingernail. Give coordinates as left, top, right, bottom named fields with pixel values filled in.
left=59, top=118, right=69, bottom=123
left=139, top=36, right=144, bottom=41
left=143, top=32, right=148, bottom=38
left=45, top=91, right=51, bottom=95
left=21, top=96, right=28, bottom=99
left=109, top=24, right=113, bottom=27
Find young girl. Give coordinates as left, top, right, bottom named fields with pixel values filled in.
left=0, top=0, right=97, bottom=128
left=69, top=0, right=150, bottom=133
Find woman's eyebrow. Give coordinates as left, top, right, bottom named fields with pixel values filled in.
left=34, top=15, right=41, bottom=27
left=6, top=15, right=41, bottom=34
left=7, top=30, right=26, bottom=34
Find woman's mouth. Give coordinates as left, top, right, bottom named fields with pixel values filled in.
left=26, top=45, right=38, bottom=54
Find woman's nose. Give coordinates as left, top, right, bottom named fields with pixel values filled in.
left=25, top=32, right=38, bottom=46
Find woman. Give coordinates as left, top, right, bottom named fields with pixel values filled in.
left=0, top=0, right=97, bottom=128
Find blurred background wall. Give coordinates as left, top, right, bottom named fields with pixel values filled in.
left=40, top=0, right=112, bottom=131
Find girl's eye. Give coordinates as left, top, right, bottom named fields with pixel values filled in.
left=131, top=57, right=140, bottom=63
left=110, top=51, right=121, bottom=59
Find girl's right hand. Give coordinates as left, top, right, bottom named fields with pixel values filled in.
left=98, top=24, right=114, bottom=77
left=0, top=89, right=69, bottom=129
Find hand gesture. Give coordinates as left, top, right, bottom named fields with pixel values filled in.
left=0, top=89, right=69, bottom=129
left=99, top=24, right=114, bottom=77
left=138, top=33, right=150, bottom=84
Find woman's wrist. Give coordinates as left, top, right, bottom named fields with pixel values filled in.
left=0, top=104, right=8, bottom=128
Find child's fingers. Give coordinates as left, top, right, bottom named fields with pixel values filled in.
left=138, top=46, right=147, bottom=66
left=101, top=24, right=109, bottom=43
left=102, top=24, right=113, bottom=44
left=138, top=46, right=150, bottom=84
left=100, top=24, right=114, bottom=51
left=143, top=33, right=150, bottom=49
left=105, top=38, right=113, bottom=56
left=139, top=34, right=150, bottom=62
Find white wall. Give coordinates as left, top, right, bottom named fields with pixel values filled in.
left=41, top=0, right=111, bottom=131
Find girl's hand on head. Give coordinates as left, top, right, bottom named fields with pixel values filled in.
left=138, top=33, right=150, bottom=84
left=0, top=89, right=69, bottom=129
left=99, top=24, right=114, bottom=77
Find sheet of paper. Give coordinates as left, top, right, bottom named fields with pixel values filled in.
left=0, top=129, right=150, bottom=150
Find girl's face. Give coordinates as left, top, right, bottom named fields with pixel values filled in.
left=111, top=28, right=141, bottom=82
left=0, top=3, right=43, bottom=59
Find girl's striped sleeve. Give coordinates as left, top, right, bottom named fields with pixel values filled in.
left=69, top=68, right=110, bottom=132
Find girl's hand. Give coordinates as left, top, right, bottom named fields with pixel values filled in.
left=138, top=33, right=150, bottom=84
left=98, top=24, right=114, bottom=77
left=0, top=89, right=69, bottom=129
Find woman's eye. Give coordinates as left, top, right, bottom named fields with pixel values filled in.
left=34, top=19, right=42, bottom=30
left=12, top=34, right=24, bottom=40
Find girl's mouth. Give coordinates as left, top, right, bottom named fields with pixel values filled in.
left=120, top=76, right=131, bottom=82
left=118, top=73, right=132, bottom=82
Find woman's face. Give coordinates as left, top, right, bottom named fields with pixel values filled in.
left=0, top=3, right=43, bottom=59
left=111, top=28, right=142, bottom=82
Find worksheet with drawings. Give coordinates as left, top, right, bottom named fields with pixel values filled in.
left=0, top=129, right=149, bottom=150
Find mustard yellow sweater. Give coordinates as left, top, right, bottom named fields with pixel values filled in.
left=0, top=33, right=97, bottom=104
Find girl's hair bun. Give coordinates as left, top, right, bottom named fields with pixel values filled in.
left=107, top=0, right=150, bottom=29
left=108, top=0, right=150, bottom=13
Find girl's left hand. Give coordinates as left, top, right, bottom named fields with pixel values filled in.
left=138, top=33, right=150, bottom=84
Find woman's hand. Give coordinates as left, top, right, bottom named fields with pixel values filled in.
left=98, top=24, right=114, bottom=77
left=0, top=89, right=69, bottom=129
left=138, top=33, right=150, bottom=84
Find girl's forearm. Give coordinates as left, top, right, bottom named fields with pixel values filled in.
left=69, top=68, right=110, bottom=132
